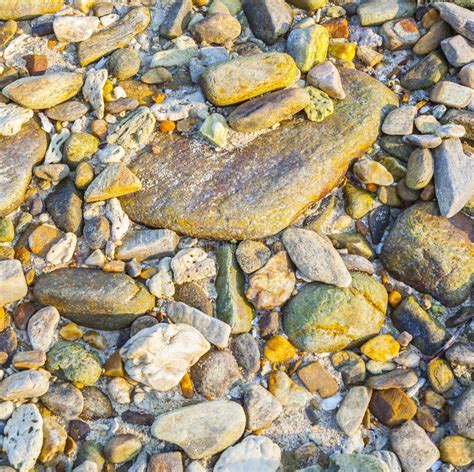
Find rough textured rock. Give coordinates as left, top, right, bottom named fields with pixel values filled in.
left=121, top=69, right=397, bottom=240
left=434, top=2, right=474, bottom=42
left=120, top=323, right=210, bottom=391
left=0, top=260, right=28, bottom=306
left=370, top=388, right=417, bottom=427
left=78, top=7, right=150, bottom=66
left=283, top=272, right=387, bottom=352
left=34, top=268, right=155, bottom=330
left=333, top=454, right=389, bottom=472
left=0, top=119, right=47, bottom=217
left=115, top=229, right=179, bottom=261
left=0, top=0, right=63, bottom=20
left=400, top=51, right=448, bottom=90
left=0, top=370, right=49, bottom=400
left=151, top=400, right=246, bottom=459
left=336, top=386, right=372, bottom=437
left=27, top=306, right=59, bottom=352
left=244, top=384, right=282, bottom=431
left=382, top=202, right=473, bottom=306
left=0, top=103, right=33, bottom=136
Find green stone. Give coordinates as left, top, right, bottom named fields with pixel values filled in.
left=199, top=113, right=229, bottom=148
left=378, top=186, right=403, bottom=207
left=287, top=25, right=329, bottom=72
left=46, top=341, right=102, bottom=386
left=64, top=132, right=99, bottom=168
left=441, top=109, right=474, bottom=141
left=358, top=0, right=417, bottom=26
left=343, top=182, right=376, bottom=219
left=333, top=454, right=390, bottom=471
left=329, top=232, right=374, bottom=259
left=215, top=244, right=254, bottom=334
left=283, top=272, right=387, bottom=352
left=401, top=51, right=448, bottom=90
left=0, top=217, right=14, bottom=242
left=380, top=135, right=415, bottom=162
left=304, top=86, right=334, bottom=122
left=75, top=441, right=105, bottom=471
left=377, top=156, right=407, bottom=182
left=382, top=202, right=474, bottom=306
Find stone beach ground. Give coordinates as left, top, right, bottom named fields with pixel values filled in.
left=0, top=0, right=474, bottom=470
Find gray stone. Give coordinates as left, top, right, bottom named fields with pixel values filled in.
left=160, top=0, right=192, bottom=39
left=460, top=62, right=474, bottom=88
left=109, top=48, right=140, bottom=80
left=151, top=400, right=246, bottom=459
left=235, top=240, right=271, bottom=273
left=341, top=254, right=375, bottom=275
left=435, top=123, right=465, bottom=138
left=115, top=229, right=179, bottom=261
left=402, top=134, right=442, bottom=148
left=243, top=0, right=293, bottom=45
left=413, top=20, right=452, bottom=56
left=0, top=370, right=49, bottom=400
left=333, top=454, right=389, bottom=472
left=282, top=227, right=352, bottom=287
left=27, top=306, right=59, bottom=352
left=430, top=80, right=472, bottom=108
left=53, top=16, right=99, bottom=43
left=371, top=451, right=401, bottom=472
left=406, top=148, right=433, bottom=190
left=441, top=108, right=474, bottom=140
left=84, top=216, right=110, bottom=250
left=434, top=2, right=474, bottom=42
left=243, top=384, right=282, bottom=431
left=446, top=343, right=474, bottom=368
left=380, top=135, right=415, bottom=161
left=368, top=206, right=391, bottom=245
left=367, top=369, right=418, bottom=389
left=441, top=35, right=474, bottom=67
left=81, top=386, right=115, bottom=420
left=46, top=100, right=89, bottom=122
left=400, top=51, right=448, bottom=90
left=336, top=386, right=372, bottom=437
left=389, top=421, right=440, bottom=472
left=0, top=259, right=27, bottom=306
left=434, top=138, right=474, bottom=218
left=41, top=382, right=84, bottom=419
left=231, top=333, right=260, bottom=374
left=358, top=0, right=417, bottom=26
left=171, top=248, right=217, bottom=284
left=191, top=350, right=240, bottom=399
left=382, top=106, right=416, bottom=135
left=34, top=268, right=155, bottom=330
left=450, top=384, right=474, bottom=439
left=166, top=301, right=231, bottom=348
left=0, top=103, right=33, bottom=137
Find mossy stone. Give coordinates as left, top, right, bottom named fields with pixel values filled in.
left=0, top=217, right=14, bottom=242
left=343, top=182, right=376, bottom=219
left=63, top=132, right=99, bottom=168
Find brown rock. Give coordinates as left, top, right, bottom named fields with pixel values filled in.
left=416, top=406, right=436, bottom=432
left=28, top=224, right=63, bottom=257
left=23, top=54, right=48, bottom=76
left=369, top=388, right=417, bottom=427
left=367, top=369, right=418, bottom=390
left=298, top=361, right=339, bottom=398
left=118, top=79, right=158, bottom=106
left=147, top=452, right=183, bottom=472
left=0, top=20, right=17, bottom=48
left=12, top=350, right=46, bottom=369
left=174, top=282, right=213, bottom=315
left=13, top=301, right=37, bottom=330
left=413, top=21, right=452, bottom=55
left=322, top=17, right=349, bottom=38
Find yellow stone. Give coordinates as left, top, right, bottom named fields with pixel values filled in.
left=59, top=322, right=83, bottom=341
left=329, top=42, right=357, bottom=61
left=75, top=161, right=95, bottom=190
left=427, top=358, right=454, bottom=393
left=104, top=350, right=125, bottom=377
left=439, top=436, right=474, bottom=467
left=360, top=334, right=400, bottom=362
left=264, top=335, right=297, bottom=363
left=180, top=372, right=194, bottom=399
left=39, top=417, right=67, bottom=465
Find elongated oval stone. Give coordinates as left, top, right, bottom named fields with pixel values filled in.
left=34, top=268, right=155, bottom=330
left=2, top=73, right=84, bottom=109
left=0, top=0, right=63, bottom=20
left=200, top=52, right=298, bottom=106
left=121, top=68, right=397, bottom=240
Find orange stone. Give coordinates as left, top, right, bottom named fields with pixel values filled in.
left=322, top=18, right=349, bottom=39
left=160, top=120, right=176, bottom=133
left=370, top=388, right=417, bottom=427
left=298, top=361, right=339, bottom=398
left=28, top=224, right=63, bottom=257
left=180, top=372, right=194, bottom=399
left=264, top=335, right=297, bottom=363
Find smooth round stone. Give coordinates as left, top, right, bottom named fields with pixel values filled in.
left=53, top=16, right=99, bottom=42
left=109, top=48, right=141, bottom=80
left=141, top=67, right=172, bottom=84
left=41, top=382, right=84, bottom=419
left=231, top=333, right=260, bottom=374
left=287, top=25, right=329, bottom=73
left=405, top=148, right=433, bottom=190
left=236, top=240, right=271, bottom=274
left=427, top=358, right=454, bottom=393
left=370, top=389, right=417, bottom=427
left=81, top=386, right=115, bottom=420
left=63, top=132, right=99, bottom=168
left=46, top=100, right=89, bottom=122
left=84, top=216, right=110, bottom=250
left=343, top=183, right=376, bottom=219
left=439, top=436, right=474, bottom=467
left=450, top=385, right=474, bottom=439
left=104, top=434, right=142, bottom=464
left=192, top=13, right=241, bottom=45
left=353, top=159, right=394, bottom=186
left=331, top=350, right=366, bottom=385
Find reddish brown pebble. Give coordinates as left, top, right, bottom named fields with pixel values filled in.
left=369, top=388, right=417, bottom=427
left=416, top=406, right=437, bottom=432
left=322, top=17, right=349, bottom=39
left=13, top=302, right=36, bottom=330
left=147, top=452, right=183, bottom=472
left=91, top=119, right=108, bottom=140
left=397, top=331, right=413, bottom=347
left=258, top=311, right=280, bottom=338
left=23, top=54, right=48, bottom=76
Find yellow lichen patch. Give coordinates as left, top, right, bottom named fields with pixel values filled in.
left=180, top=372, right=194, bottom=399
left=59, top=322, right=83, bottom=341
left=388, top=290, right=403, bottom=308
left=361, top=334, right=400, bottom=362
left=328, top=42, right=357, bottom=61
left=264, top=335, right=297, bottom=363
left=427, top=358, right=454, bottom=393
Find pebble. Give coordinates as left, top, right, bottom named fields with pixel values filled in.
left=389, top=420, right=440, bottom=472
left=459, top=62, right=474, bottom=88
left=53, top=16, right=99, bottom=42
left=152, top=400, right=246, bottom=459
left=236, top=240, right=271, bottom=274
left=84, top=216, right=110, bottom=250
left=287, top=25, right=329, bottom=73
left=367, top=369, right=418, bottom=390
left=81, top=386, right=115, bottom=420
left=341, top=254, right=375, bottom=275
left=192, top=13, right=241, bottom=45
left=109, top=48, right=141, bottom=80
left=199, top=113, right=229, bottom=147
left=360, top=334, right=400, bottom=362
left=336, top=386, right=372, bottom=437
left=268, top=370, right=309, bottom=408
left=441, top=34, right=474, bottom=68
left=402, top=133, right=442, bottom=148
left=160, top=0, right=192, bottom=39
left=435, top=2, right=474, bottom=42
left=105, top=434, right=142, bottom=464
left=333, top=454, right=389, bottom=471
left=307, top=61, right=344, bottom=99
left=401, top=50, right=448, bottom=90
left=171, top=248, right=217, bottom=284
left=353, top=159, right=394, bottom=186
left=357, top=0, right=417, bottom=26
left=174, top=282, right=212, bottom=315
left=148, top=452, right=183, bottom=472
left=343, top=183, right=375, bottom=219
left=0, top=103, right=33, bottom=137
left=431, top=80, right=473, bottom=109
left=380, top=18, right=420, bottom=50
left=297, top=361, right=339, bottom=397
left=213, top=435, right=281, bottom=472
left=0, top=217, right=14, bottom=242
left=0, top=370, right=49, bottom=400
left=116, top=229, right=179, bottom=261
left=231, top=333, right=260, bottom=374
left=413, top=20, right=452, bottom=56
left=40, top=382, right=84, bottom=419
left=369, top=388, right=417, bottom=427
left=304, top=86, right=334, bottom=122
left=382, top=106, right=416, bottom=135
left=120, top=323, right=210, bottom=391
left=141, top=67, right=172, bottom=85
left=27, top=306, right=59, bottom=352
left=450, top=385, right=474, bottom=439
left=446, top=343, right=474, bottom=368
left=46, top=232, right=77, bottom=264
left=0, top=259, right=28, bottom=306
left=405, top=148, right=433, bottom=190
left=439, top=436, right=474, bottom=467
left=243, top=384, right=282, bottom=431
left=427, top=358, right=454, bottom=393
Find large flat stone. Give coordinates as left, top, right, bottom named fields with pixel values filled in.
left=121, top=69, right=397, bottom=240
left=0, top=119, right=47, bottom=217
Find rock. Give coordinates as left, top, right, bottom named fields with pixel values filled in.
left=382, top=106, right=416, bottom=135
left=53, top=16, right=99, bottom=43
left=391, top=296, right=449, bottom=355
left=434, top=138, right=474, bottom=218
left=83, top=68, right=108, bottom=119
left=334, top=454, right=389, bottom=472
left=171, top=248, right=217, bottom=284
left=191, top=350, right=240, bottom=399
left=148, top=452, right=183, bottom=472
left=439, top=436, right=474, bottom=467
left=121, top=69, right=397, bottom=240
left=287, top=25, right=329, bottom=73
left=147, top=257, right=174, bottom=299
left=380, top=18, right=420, bottom=50
left=84, top=217, right=110, bottom=250
left=343, top=183, right=376, bottom=219
left=304, top=87, right=333, bottom=122
left=441, top=109, right=474, bottom=141
left=380, top=135, right=415, bottom=161
left=361, top=334, right=400, bottom=362
left=0, top=0, right=63, bottom=20
left=259, top=312, right=280, bottom=338
left=357, top=0, right=416, bottom=26
left=0, top=119, right=47, bottom=217
left=46, top=100, right=89, bottom=122
left=151, top=46, right=200, bottom=68
left=105, top=434, right=141, bottom=464
left=243, top=0, right=293, bottom=45
left=382, top=203, right=473, bottom=307
left=160, top=0, right=192, bottom=39
left=151, top=400, right=246, bottom=459
left=174, top=282, right=212, bottom=315
left=199, top=113, right=229, bottom=147
left=3, top=73, right=83, bottom=110
left=116, top=229, right=179, bottom=261
left=200, top=52, right=297, bottom=106
left=4, top=404, right=43, bottom=472
left=400, top=51, right=448, bottom=90
left=390, top=421, right=440, bottom=472
left=331, top=351, right=365, bottom=385
left=450, top=385, right=474, bottom=439
left=460, top=62, right=474, bottom=88
left=141, top=67, right=171, bottom=85
left=246, top=251, right=296, bottom=310
left=405, top=148, right=433, bottom=190
left=64, top=132, right=98, bottom=168
left=283, top=272, right=387, bottom=352
left=336, top=386, right=372, bottom=437
left=231, top=333, right=260, bottom=374
left=216, top=244, right=254, bottom=333
left=0, top=217, right=14, bottom=242
left=307, top=62, right=344, bottom=100
left=167, top=301, right=231, bottom=348
left=413, top=20, right=452, bottom=56
left=367, top=369, right=418, bottom=389
left=0, top=103, right=33, bottom=137
left=236, top=241, right=271, bottom=273
left=41, top=382, right=84, bottom=419
left=120, top=323, right=210, bottom=391
left=46, top=342, right=101, bottom=386
left=370, top=389, right=417, bottom=427
left=298, top=361, right=338, bottom=397
left=106, top=198, right=130, bottom=242
left=78, top=7, right=150, bottom=66
left=282, top=227, right=351, bottom=287
left=39, top=417, right=67, bottom=466
left=0, top=19, right=17, bottom=48
left=353, top=159, right=394, bottom=186
left=403, top=133, right=442, bottom=149
left=431, top=81, right=472, bottom=109
left=441, top=35, right=474, bottom=67
left=268, top=370, right=309, bottom=408
left=213, top=435, right=281, bottom=472
left=0, top=260, right=27, bottom=306
left=34, top=269, right=155, bottom=330
left=434, top=2, right=474, bottom=42
left=330, top=232, right=374, bottom=260
left=81, top=386, right=114, bottom=420
left=27, top=306, right=59, bottom=352
left=446, top=343, right=474, bottom=368
left=427, top=358, right=454, bottom=393
left=109, top=49, right=141, bottom=80
left=34, top=163, right=69, bottom=181
left=264, top=335, right=297, bottom=363
left=0, top=370, right=49, bottom=400
left=244, top=384, right=282, bottom=431
left=228, top=88, right=310, bottom=132
left=356, top=45, right=383, bottom=67
left=192, top=13, right=241, bottom=45
left=287, top=0, right=326, bottom=9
